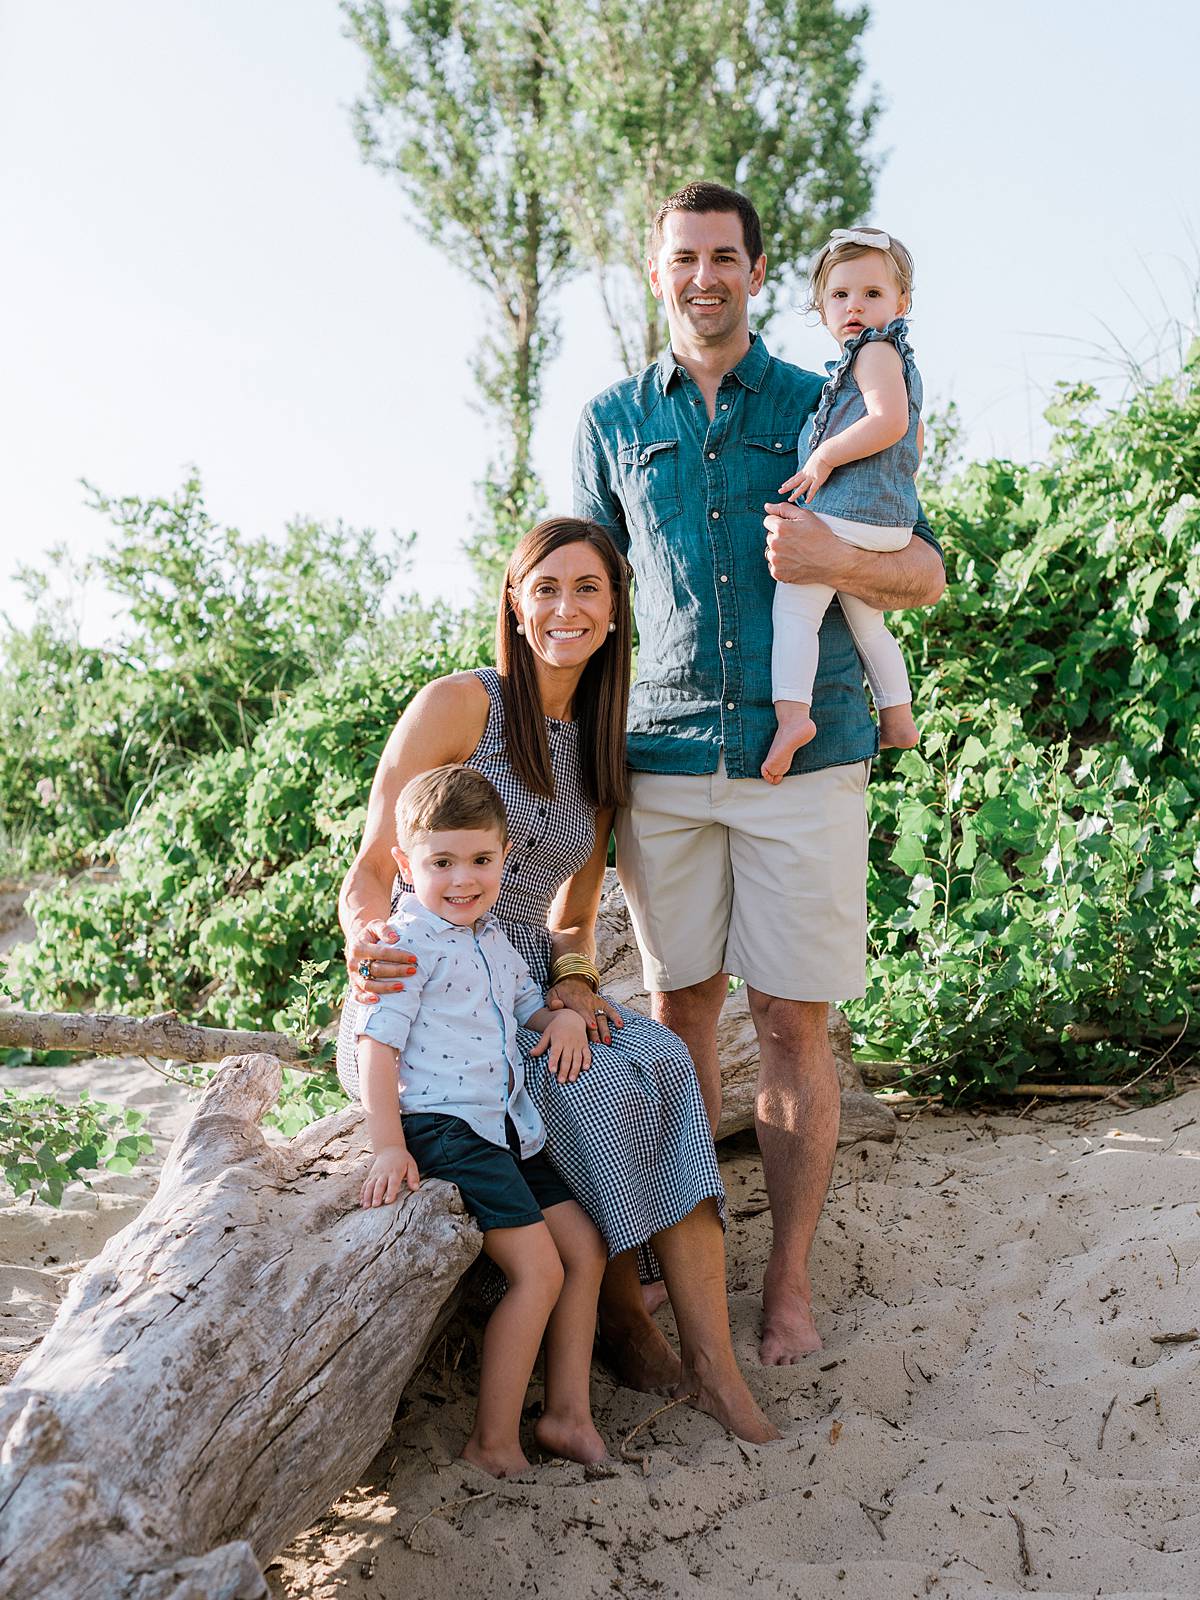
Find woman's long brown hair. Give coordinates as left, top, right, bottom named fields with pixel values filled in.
left=495, top=517, right=632, bottom=809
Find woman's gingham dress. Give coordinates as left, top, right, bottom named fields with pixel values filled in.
left=337, top=667, right=725, bottom=1268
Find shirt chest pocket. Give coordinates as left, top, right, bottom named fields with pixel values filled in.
left=617, top=438, right=681, bottom=534
left=743, top=432, right=799, bottom=510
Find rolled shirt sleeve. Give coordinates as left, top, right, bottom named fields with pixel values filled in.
left=355, top=964, right=425, bottom=1054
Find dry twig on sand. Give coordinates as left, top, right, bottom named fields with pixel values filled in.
left=1008, top=1507, right=1033, bottom=1577
left=618, top=1394, right=694, bottom=1473
left=401, top=1491, right=496, bottom=1550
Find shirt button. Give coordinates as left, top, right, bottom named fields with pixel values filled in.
left=720, top=403, right=729, bottom=411
left=726, top=701, right=735, bottom=710
left=707, top=451, right=716, bottom=459
left=720, top=574, right=729, bottom=583
left=724, top=640, right=733, bottom=648
left=711, top=510, right=720, bottom=520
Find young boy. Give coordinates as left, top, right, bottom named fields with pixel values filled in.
left=352, top=763, right=608, bottom=1476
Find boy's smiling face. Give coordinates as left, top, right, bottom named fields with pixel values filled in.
left=393, top=827, right=508, bottom=927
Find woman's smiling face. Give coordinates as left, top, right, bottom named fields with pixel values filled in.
left=510, top=540, right=616, bottom=672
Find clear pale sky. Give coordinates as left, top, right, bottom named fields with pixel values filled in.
left=1, top=0, right=1196, bottom=640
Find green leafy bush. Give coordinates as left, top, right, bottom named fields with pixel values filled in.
left=856, top=346, right=1200, bottom=1088
left=10, top=610, right=483, bottom=1032
left=0, top=477, right=405, bottom=871
left=0, top=1089, right=153, bottom=1206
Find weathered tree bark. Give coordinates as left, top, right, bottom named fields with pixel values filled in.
left=0, top=1054, right=480, bottom=1600
left=594, top=871, right=896, bottom=1148
left=0, top=1008, right=311, bottom=1064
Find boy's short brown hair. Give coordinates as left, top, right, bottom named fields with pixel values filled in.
left=395, top=766, right=508, bottom=848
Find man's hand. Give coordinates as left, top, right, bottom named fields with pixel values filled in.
left=529, top=1009, right=592, bottom=1084
left=777, top=446, right=834, bottom=504
left=763, top=500, right=851, bottom=587
left=360, top=1145, right=420, bottom=1209
left=763, top=501, right=946, bottom=609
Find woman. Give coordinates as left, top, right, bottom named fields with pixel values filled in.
left=337, top=516, right=775, bottom=1443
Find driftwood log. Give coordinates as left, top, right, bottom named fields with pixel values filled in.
left=0, top=1008, right=309, bottom=1063
left=0, top=1053, right=479, bottom=1600
left=593, top=871, right=896, bottom=1148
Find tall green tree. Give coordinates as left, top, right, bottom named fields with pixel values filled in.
left=547, top=0, right=880, bottom=371
left=344, top=0, right=878, bottom=579
left=343, top=0, right=574, bottom=587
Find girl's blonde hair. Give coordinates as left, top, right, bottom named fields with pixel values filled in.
left=807, top=227, right=914, bottom=314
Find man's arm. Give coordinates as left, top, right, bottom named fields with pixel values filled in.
left=572, top=409, right=629, bottom=552
left=763, top=501, right=945, bottom=610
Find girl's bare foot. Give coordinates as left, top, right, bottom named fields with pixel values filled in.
left=676, top=1355, right=780, bottom=1444
left=534, top=1410, right=608, bottom=1464
left=761, top=702, right=816, bottom=783
left=460, top=1437, right=531, bottom=1477
left=878, top=703, right=918, bottom=749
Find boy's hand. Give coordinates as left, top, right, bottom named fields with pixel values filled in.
left=360, top=1145, right=420, bottom=1209
left=529, top=1010, right=591, bottom=1085
left=779, top=447, right=833, bottom=503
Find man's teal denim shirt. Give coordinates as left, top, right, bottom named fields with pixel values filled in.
left=572, top=334, right=943, bottom=779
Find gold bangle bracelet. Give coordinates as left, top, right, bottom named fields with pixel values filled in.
left=548, top=955, right=601, bottom=993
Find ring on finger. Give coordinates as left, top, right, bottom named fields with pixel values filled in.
left=357, top=959, right=373, bottom=980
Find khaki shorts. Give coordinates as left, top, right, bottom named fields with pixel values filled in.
left=614, top=756, right=869, bottom=1003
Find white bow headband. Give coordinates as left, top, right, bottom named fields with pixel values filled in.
left=828, top=227, right=892, bottom=250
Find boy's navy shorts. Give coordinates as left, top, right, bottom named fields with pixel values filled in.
left=401, top=1112, right=573, bottom=1232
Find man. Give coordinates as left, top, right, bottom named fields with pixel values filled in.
left=573, top=181, right=944, bottom=1365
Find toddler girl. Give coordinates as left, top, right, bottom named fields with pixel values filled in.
left=762, top=226, right=923, bottom=783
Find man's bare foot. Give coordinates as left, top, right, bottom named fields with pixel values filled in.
left=460, top=1437, right=530, bottom=1477
left=761, top=702, right=816, bottom=783
left=676, top=1357, right=780, bottom=1443
left=534, top=1411, right=608, bottom=1464
left=642, top=1281, right=668, bottom=1317
left=760, top=1277, right=823, bottom=1365
left=597, top=1314, right=682, bottom=1393
left=878, top=703, right=918, bottom=750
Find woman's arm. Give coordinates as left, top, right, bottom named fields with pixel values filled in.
left=780, top=341, right=909, bottom=499
left=340, top=672, right=489, bottom=1003
left=544, top=807, right=624, bottom=1046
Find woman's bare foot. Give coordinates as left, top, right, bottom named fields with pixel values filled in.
left=677, top=1355, right=780, bottom=1444
left=760, top=1275, right=823, bottom=1365
left=534, top=1410, right=608, bottom=1464
left=878, top=703, right=918, bottom=750
left=597, top=1313, right=682, bottom=1393
left=761, top=702, right=816, bottom=783
left=460, top=1437, right=531, bottom=1477
left=641, top=1281, right=669, bottom=1317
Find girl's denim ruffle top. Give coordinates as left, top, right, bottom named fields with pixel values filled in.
left=804, top=317, right=922, bottom=528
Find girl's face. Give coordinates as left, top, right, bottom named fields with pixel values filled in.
left=819, top=251, right=909, bottom=347
left=509, top=541, right=616, bottom=675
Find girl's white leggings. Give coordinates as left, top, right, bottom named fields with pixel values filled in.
left=770, top=514, right=913, bottom=710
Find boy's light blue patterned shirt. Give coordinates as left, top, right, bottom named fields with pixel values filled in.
left=353, top=894, right=546, bottom=1158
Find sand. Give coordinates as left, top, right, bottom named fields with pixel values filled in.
left=3, top=1062, right=1197, bottom=1600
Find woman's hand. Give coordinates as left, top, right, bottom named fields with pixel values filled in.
left=545, top=974, right=623, bottom=1047
left=345, top=922, right=418, bottom=1006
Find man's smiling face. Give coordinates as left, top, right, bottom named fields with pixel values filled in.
left=649, top=209, right=766, bottom=349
